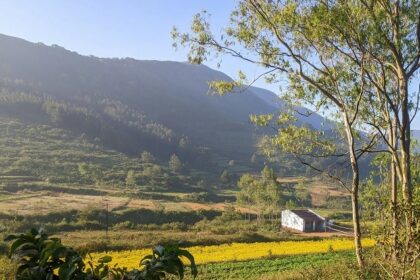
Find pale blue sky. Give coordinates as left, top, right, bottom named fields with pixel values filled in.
left=0, top=0, right=419, bottom=128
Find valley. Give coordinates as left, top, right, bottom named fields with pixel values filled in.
left=0, top=6, right=417, bottom=276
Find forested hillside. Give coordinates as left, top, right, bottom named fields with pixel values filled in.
left=0, top=34, right=329, bottom=183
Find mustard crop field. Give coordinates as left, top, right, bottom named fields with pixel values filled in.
left=90, top=238, right=375, bottom=269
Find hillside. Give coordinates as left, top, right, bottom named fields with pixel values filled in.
left=0, top=34, right=328, bottom=181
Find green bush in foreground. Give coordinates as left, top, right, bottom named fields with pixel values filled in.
left=5, top=228, right=197, bottom=280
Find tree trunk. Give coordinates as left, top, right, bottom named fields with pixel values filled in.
left=398, top=71, right=414, bottom=239
left=351, top=190, right=364, bottom=267
left=391, top=0, right=413, bottom=227
left=344, top=117, right=364, bottom=268
left=390, top=153, right=398, bottom=260
left=389, top=123, right=398, bottom=260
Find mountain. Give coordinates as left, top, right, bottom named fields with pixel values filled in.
left=412, top=130, right=420, bottom=141
left=0, top=34, right=326, bottom=179
left=412, top=130, right=420, bottom=152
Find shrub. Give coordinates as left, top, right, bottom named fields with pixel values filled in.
left=5, top=228, right=197, bottom=280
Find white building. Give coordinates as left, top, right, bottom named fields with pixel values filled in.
left=281, top=209, right=327, bottom=232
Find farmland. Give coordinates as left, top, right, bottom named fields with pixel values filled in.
left=0, top=172, right=360, bottom=280
left=0, top=117, right=367, bottom=279
left=90, top=238, right=375, bottom=268
left=188, top=250, right=357, bottom=280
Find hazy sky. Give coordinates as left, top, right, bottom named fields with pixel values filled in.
left=0, top=0, right=419, bottom=128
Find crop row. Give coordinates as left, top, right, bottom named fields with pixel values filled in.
left=186, top=251, right=354, bottom=279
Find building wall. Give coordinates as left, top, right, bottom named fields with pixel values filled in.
left=281, top=210, right=304, bottom=231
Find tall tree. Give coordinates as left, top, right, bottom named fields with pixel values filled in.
left=173, top=0, right=377, bottom=266
left=173, top=0, right=420, bottom=268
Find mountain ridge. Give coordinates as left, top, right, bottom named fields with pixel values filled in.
left=0, top=33, right=327, bottom=175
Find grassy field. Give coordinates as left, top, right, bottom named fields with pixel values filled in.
left=0, top=178, right=349, bottom=216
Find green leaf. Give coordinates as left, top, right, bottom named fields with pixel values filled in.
left=98, top=255, right=112, bottom=264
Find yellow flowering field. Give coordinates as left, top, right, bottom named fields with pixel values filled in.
left=89, top=238, right=375, bottom=269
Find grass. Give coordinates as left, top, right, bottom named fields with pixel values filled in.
left=0, top=186, right=238, bottom=216
left=58, top=227, right=317, bottom=252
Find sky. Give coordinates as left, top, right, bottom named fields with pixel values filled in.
left=0, top=0, right=419, bottom=128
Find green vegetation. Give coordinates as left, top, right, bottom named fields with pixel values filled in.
left=0, top=1, right=418, bottom=277
left=169, top=154, right=183, bottom=174
left=173, top=0, right=419, bottom=276
left=237, top=167, right=283, bottom=218
left=188, top=251, right=355, bottom=280
left=3, top=228, right=197, bottom=280
left=0, top=117, right=204, bottom=189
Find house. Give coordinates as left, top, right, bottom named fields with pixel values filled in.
left=281, top=209, right=327, bottom=232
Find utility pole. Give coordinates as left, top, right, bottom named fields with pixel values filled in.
left=106, top=200, right=109, bottom=241
left=103, top=197, right=109, bottom=253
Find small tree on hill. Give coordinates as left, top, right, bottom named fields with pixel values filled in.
left=140, top=150, right=155, bottom=164
left=169, top=154, right=183, bottom=173
left=125, top=170, right=136, bottom=187
left=178, top=137, right=189, bottom=148
left=220, top=170, right=231, bottom=185
left=78, top=163, right=103, bottom=185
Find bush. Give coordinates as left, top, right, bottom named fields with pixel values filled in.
left=5, top=228, right=197, bottom=280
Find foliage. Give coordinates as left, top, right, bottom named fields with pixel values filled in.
left=237, top=167, right=283, bottom=217
left=292, top=182, right=312, bottom=207
left=169, top=154, right=183, bottom=173
left=79, top=163, right=104, bottom=185
left=140, top=151, right=155, bottom=164
left=125, top=170, right=137, bottom=187
left=220, top=170, right=230, bottom=185
left=171, top=0, right=420, bottom=268
left=5, top=228, right=197, bottom=280
left=359, top=154, right=420, bottom=279
left=0, top=118, right=205, bottom=191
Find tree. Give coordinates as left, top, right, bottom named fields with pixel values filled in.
left=172, top=1, right=374, bottom=266
left=173, top=1, right=420, bottom=268
left=178, top=137, right=189, bottom=148
left=125, top=170, right=136, bottom=187
left=220, top=170, right=231, bottom=185
left=78, top=163, right=103, bottom=185
left=141, top=165, right=164, bottom=186
left=237, top=167, right=282, bottom=219
left=169, top=154, right=183, bottom=173
left=295, top=187, right=312, bottom=207
left=344, top=2, right=419, bottom=263
left=140, top=150, right=155, bottom=164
